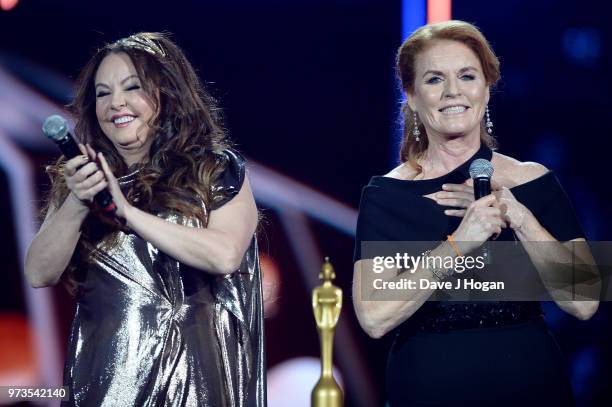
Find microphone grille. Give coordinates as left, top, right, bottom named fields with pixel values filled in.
left=42, top=115, right=68, bottom=141
left=469, top=158, right=494, bottom=179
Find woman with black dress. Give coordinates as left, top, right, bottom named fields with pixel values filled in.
left=352, top=21, right=599, bottom=406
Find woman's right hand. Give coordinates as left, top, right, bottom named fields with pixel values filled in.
left=63, top=144, right=108, bottom=208
left=451, top=194, right=506, bottom=254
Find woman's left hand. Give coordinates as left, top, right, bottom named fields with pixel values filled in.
left=84, top=144, right=131, bottom=221
left=436, top=179, right=532, bottom=231
left=494, top=187, right=531, bottom=231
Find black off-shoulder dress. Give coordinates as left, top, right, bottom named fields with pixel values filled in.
left=354, top=144, right=581, bottom=407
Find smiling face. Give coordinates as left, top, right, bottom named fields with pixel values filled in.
left=95, top=52, right=156, bottom=165
left=408, top=39, right=489, bottom=141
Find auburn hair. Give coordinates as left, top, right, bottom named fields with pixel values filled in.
left=396, top=20, right=500, bottom=171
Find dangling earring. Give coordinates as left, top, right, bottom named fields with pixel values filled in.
left=485, top=105, right=493, bottom=135
left=413, top=111, right=421, bottom=142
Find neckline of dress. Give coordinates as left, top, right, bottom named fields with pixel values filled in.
left=369, top=145, right=554, bottom=197
left=374, top=143, right=493, bottom=186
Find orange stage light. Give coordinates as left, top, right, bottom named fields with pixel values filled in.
left=0, top=313, right=38, bottom=386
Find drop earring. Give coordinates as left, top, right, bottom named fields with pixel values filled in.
left=413, top=111, right=421, bottom=142
left=485, top=105, right=493, bottom=135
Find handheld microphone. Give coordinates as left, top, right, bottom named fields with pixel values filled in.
left=42, top=115, right=117, bottom=215
left=469, top=158, right=495, bottom=262
left=469, top=158, right=494, bottom=199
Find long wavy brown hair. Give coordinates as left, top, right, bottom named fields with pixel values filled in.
left=44, top=32, right=232, bottom=284
left=396, top=20, right=500, bottom=172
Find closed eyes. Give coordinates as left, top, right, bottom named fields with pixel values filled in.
left=96, top=84, right=141, bottom=98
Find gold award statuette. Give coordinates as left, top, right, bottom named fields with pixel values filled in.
left=311, top=257, right=344, bottom=407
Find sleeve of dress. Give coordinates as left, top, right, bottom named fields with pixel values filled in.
left=209, top=148, right=267, bottom=406
left=516, top=172, right=585, bottom=241
left=354, top=185, right=395, bottom=262
left=354, top=180, right=433, bottom=262
left=211, top=148, right=246, bottom=210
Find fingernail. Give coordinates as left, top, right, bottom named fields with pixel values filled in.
left=442, top=184, right=448, bottom=189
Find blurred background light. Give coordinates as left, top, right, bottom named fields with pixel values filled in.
left=562, top=27, right=602, bottom=66
left=0, top=0, right=19, bottom=12
left=267, top=357, right=344, bottom=407
left=570, top=347, right=598, bottom=398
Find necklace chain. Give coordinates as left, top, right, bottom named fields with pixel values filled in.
left=117, top=168, right=141, bottom=186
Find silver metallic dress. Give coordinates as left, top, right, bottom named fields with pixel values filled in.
left=62, top=150, right=266, bottom=406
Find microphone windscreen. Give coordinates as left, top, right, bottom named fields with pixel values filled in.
left=469, top=158, right=494, bottom=179
left=42, top=115, right=69, bottom=141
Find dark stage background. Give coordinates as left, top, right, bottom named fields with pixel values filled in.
left=0, top=0, right=610, bottom=406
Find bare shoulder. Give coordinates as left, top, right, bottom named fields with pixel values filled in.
left=492, top=152, right=549, bottom=187
left=384, top=162, right=418, bottom=181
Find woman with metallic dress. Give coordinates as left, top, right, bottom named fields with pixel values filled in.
left=352, top=21, right=599, bottom=406
left=25, top=33, right=265, bottom=406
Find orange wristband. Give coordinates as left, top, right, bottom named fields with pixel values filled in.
left=446, top=235, right=463, bottom=257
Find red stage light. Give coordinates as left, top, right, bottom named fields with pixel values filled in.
left=428, top=0, right=452, bottom=23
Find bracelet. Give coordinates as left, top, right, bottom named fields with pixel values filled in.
left=422, top=249, right=455, bottom=281
left=446, top=235, right=463, bottom=257
left=431, top=267, right=451, bottom=281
